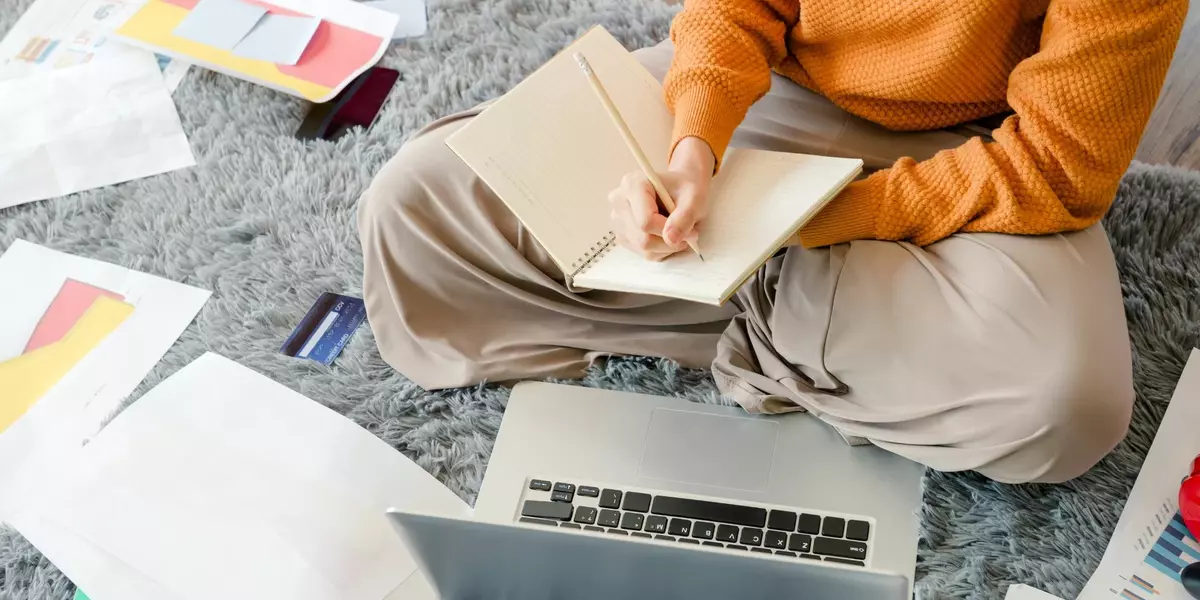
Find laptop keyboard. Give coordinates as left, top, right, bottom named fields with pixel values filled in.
left=516, top=478, right=872, bottom=567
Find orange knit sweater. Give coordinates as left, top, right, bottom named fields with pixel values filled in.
left=664, top=0, right=1187, bottom=247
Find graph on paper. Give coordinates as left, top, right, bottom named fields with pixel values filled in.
left=1108, top=499, right=1200, bottom=599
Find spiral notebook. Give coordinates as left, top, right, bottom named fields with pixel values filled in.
left=446, top=27, right=862, bottom=305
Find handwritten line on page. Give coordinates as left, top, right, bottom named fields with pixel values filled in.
left=11, top=353, right=469, bottom=600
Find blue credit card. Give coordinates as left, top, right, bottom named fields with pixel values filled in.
left=280, top=293, right=366, bottom=366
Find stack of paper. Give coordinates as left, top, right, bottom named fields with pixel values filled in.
left=0, top=0, right=196, bottom=207
left=0, top=240, right=210, bottom=517
left=9, top=352, right=466, bottom=600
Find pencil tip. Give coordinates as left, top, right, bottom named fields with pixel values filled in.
left=697, top=252, right=705, bottom=262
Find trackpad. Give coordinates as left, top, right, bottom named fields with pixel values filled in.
left=638, top=408, right=778, bottom=492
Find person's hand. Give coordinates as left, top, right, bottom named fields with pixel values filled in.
left=607, top=137, right=716, bottom=261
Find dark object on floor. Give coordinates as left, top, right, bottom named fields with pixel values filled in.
left=279, top=293, right=366, bottom=365
left=1181, top=562, right=1200, bottom=599
left=296, top=66, right=400, bottom=141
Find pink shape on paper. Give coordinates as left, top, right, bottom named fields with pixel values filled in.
left=159, top=0, right=200, bottom=9
left=24, top=280, right=125, bottom=354
left=276, top=20, right=383, bottom=88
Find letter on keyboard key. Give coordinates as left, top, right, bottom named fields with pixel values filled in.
left=598, top=509, right=621, bottom=528
left=668, top=518, right=692, bottom=537
left=522, top=500, right=572, bottom=521
left=651, top=496, right=767, bottom=527
left=764, top=530, right=788, bottom=549
left=553, top=482, right=575, bottom=493
left=814, top=537, right=867, bottom=560
left=622, top=492, right=652, bottom=513
left=715, top=524, right=739, bottom=543
left=578, top=486, right=600, bottom=497
left=644, top=515, right=668, bottom=534
left=550, top=490, right=573, bottom=503
left=692, top=521, right=715, bottom=540
left=788, top=534, right=813, bottom=553
left=739, top=527, right=764, bottom=546
left=599, top=489, right=623, bottom=509
left=620, top=512, right=644, bottom=531
left=573, top=506, right=598, bottom=525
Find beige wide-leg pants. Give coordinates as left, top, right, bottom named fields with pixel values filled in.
left=358, top=41, right=1134, bottom=484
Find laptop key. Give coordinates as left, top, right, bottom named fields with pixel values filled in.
left=644, top=515, right=668, bottom=534
left=599, top=489, right=623, bottom=509
left=578, top=486, right=600, bottom=497
left=715, top=524, right=739, bottom=543
left=529, top=479, right=552, bottom=491
left=620, top=512, right=644, bottom=531
left=550, top=490, right=573, bottom=503
left=553, top=482, right=575, bottom=494
left=607, top=529, right=628, bottom=536
left=522, top=500, right=571, bottom=521
left=598, top=509, right=621, bottom=528
left=800, top=554, right=821, bottom=560
left=739, top=527, right=764, bottom=547
left=702, top=541, right=723, bottom=547
left=692, top=521, right=715, bottom=540
left=651, top=496, right=767, bottom=528
left=814, top=537, right=867, bottom=560
left=519, top=517, right=559, bottom=526
left=632, top=532, right=652, bottom=538
left=573, top=506, right=598, bottom=525
left=751, top=548, right=773, bottom=554
left=822, top=517, right=846, bottom=538
left=846, top=520, right=871, bottom=541
left=560, top=523, right=582, bottom=529
left=824, top=557, right=865, bottom=567
left=668, top=518, right=692, bottom=537
left=726, top=545, right=747, bottom=551
left=764, top=530, right=788, bottom=549
left=788, top=534, right=813, bottom=553
left=622, top=492, right=652, bottom=513
left=655, top=535, right=677, bottom=542
left=767, top=510, right=798, bottom=532
left=797, top=513, right=821, bottom=535
left=584, top=526, right=604, bottom=532
left=776, top=551, right=797, bottom=557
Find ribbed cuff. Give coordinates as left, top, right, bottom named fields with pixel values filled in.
left=669, top=86, right=743, bottom=173
left=798, top=179, right=880, bottom=248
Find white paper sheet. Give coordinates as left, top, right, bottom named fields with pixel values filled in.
left=1078, top=348, right=1200, bottom=599
left=173, top=0, right=267, bottom=50
left=0, top=240, right=210, bottom=516
left=362, top=0, right=427, bottom=40
left=1003, top=584, right=1065, bottom=600
left=0, top=0, right=191, bottom=92
left=0, top=50, right=195, bottom=208
left=14, top=352, right=470, bottom=600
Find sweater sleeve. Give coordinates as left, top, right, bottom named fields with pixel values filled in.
left=663, top=0, right=800, bottom=167
left=798, top=0, right=1188, bottom=248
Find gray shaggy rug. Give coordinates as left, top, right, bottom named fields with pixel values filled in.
left=2, top=0, right=1199, bottom=596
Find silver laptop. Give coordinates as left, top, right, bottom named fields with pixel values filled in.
left=390, top=382, right=924, bottom=599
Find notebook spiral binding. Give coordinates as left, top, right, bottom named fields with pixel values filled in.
left=568, top=232, right=617, bottom=278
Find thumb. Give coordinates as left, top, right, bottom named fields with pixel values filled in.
left=663, top=191, right=700, bottom=246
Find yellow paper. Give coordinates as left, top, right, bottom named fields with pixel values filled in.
left=0, top=296, right=134, bottom=433
left=114, top=0, right=332, bottom=101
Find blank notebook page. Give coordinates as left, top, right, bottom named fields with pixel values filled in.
left=445, top=27, right=673, bottom=273
left=574, top=149, right=862, bottom=305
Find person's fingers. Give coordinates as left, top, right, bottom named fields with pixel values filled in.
left=613, top=202, right=681, bottom=260
left=663, top=187, right=701, bottom=246
left=621, top=177, right=669, bottom=237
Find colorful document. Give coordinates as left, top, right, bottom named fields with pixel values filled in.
left=0, top=297, right=134, bottom=433
left=24, top=279, right=125, bottom=353
left=112, top=0, right=398, bottom=102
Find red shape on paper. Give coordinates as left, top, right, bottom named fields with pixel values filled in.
left=24, top=279, right=125, bottom=353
